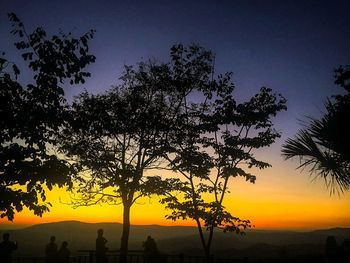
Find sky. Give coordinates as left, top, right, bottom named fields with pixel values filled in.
left=1, top=0, right=350, bottom=230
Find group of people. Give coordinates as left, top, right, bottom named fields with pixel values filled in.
left=0, top=229, right=160, bottom=263
left=94, top=229, right=160, bottom=263
left=45, top=236, right=70, bottom=263
left=0, top=233, right=70, bottom=263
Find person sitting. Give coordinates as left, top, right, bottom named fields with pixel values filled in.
left=0, top=233, right=18, bottom=263
left=143, top=235, right=159, bottom=263
left=57, top=241, right=70, bottom=263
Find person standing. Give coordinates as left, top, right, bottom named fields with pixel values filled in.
left=96, top=229, right=108, bottom=263
left=45, top=236, right=58, bottom=263
left=0, top=233, right=18, bottom=263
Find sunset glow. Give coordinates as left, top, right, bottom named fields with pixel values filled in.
left=2, top=158, right=350, bottom=230
left=1, top=0, right=350, bottom=236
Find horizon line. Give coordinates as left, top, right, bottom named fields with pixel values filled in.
left=1, top=220, right=349, bottom=232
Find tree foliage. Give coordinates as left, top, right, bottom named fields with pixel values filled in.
left=59, top=76, right=177, bottom=209
left=58, top=59, right=188, bottom=262
left=282, top=66, right=350, bottom=194
left=155, top=45, right=287, bottom=259
left=0, top=13, right=95, bottom=220
left=57, top=44, right=286, bottom=261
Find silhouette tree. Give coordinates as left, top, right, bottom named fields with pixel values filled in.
left=157, top=45, right=287, bottom=261
left=282, top=66, right=350, bottom=194
left=58, top=44, right=285, bottom=262
left=58, top=61, right=185, bottom=263
left=58, top=45, right=231, bottom=263
left=0, top=13, right=95, bottom=220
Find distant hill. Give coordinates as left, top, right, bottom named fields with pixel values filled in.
left=0, top=221, right=198, bottom=256
left=311, top=227, right=350, bottom=238
left=1, top=220, right=349, bottom=259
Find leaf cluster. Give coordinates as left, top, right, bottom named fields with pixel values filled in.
left=0, top=14, right=95, bottom=220
left=161, top=45, right=287, bottom=237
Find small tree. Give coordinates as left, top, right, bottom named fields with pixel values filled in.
left=0, top=13, right=95, bottom=220
left=159, top=45, right=287, bottom=260
left=282, top=66, right=350, bottom=193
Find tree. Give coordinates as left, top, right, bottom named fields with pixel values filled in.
left=58, top=45, right=234, bottom=262
left=58, top=44, right=286, bottom=262
left=58, top=60, right=184, bottom=263
left=158, top=45, right=287, bottom=261
left=282, top=66, right=350, bottom=194
left=0, top=13, right=95, bottom=220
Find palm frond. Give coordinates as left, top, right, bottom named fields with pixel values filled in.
left=282, top=129, right=350, bottom=194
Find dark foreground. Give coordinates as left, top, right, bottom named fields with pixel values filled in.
left=2, top=222, right=350, bottom=263
left=10, top=250, right=350, bottom=263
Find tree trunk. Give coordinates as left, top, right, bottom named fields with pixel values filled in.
left=195, top=219, right=212, bottom=263
left=120, top=202, right=131, bottom=263
left=206, top=226, right=214, bottom=263
left=204, top=247, right=211, bottom=263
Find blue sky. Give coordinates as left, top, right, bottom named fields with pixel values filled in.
left=2, top=0, right=350, bottom=157
left=2, top=0, right=350, bottom=163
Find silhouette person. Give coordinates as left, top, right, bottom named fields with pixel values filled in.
left=96, top=229, right=108, bottom=263
left=143, top=236, right=159, bottom=263
left=341, top=239, right=350, bottom=261
left=0, top=233, right=18, bottom=263
left=45, top=236, right=58, bottom=263
left=325, top=235, right=340, bottom=263
left=57, top=241, right=70, bottom=263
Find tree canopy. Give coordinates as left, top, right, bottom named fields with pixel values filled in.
left=57, top=44, right=287, bottom=261
left=282, top=65, right=350, bottom=194
left=157, top=45, right=287, bottom=259
left=58, top=57, right=188, bottom=262
left=0, top=13, right=95, bottom=220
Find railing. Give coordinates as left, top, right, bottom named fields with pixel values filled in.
left=13, top=252, right=239, bottom=263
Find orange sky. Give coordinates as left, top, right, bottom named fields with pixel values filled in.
left=1, top=148, right=350, bottom=231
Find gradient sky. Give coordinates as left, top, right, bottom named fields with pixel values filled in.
left=1, top=0, right=350, bottom=230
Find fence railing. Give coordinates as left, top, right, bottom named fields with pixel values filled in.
left=13, top=252, right=240, bottom=263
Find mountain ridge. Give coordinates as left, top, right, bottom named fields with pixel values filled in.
left=4, top=220, right=349, bottom=232
left=1, top=220, right=349, bottom=258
